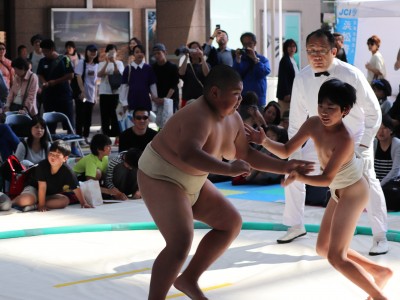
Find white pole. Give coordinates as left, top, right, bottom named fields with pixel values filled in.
left=278, top=0, right=283, bottom=62
left=271, top=0, right=276, bottom=75
left=263, top=0, right=268, bottom=56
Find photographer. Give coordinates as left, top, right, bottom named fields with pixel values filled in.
left=203, top=25, right=235, bottom=67
left=233, top=32, right=271, bottom=110
left=97, top=44, right=124, bottom=138
left=178, top=41, right=210, bottom=107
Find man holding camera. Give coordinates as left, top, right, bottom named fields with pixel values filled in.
left=233, top=32, right=271, bottom=110
left=203, top=26, right=235, bottom=67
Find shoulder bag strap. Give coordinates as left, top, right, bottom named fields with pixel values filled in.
left=188, top=63, right=204, bottom=88
left=21, top=73, right=34, bottom=108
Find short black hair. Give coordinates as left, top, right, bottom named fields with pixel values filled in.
left=240, top=32, right=257, bottom=44
left=90, top=134, right=112, bottom=156
left=203, top=65, right=242, bottom=95
left=318, top=78, right=356, bottom=111
left=40, top=39, right=56, bottom=50
left=133, top=108, right=150, bottom=116
left=17, top=45, right=27, bottom=55
left=306, top=29, right=335, bottom=49
left=132, top=44, right=146, bottom=55
left=30, top=34, right=45, bottom=46
left=371, top=78, right=392, bottom=98
left=49, top=140, right=71, bottom=156
left=105, top=44, right=117, bottom=52
left=124, top=148, right=143, bottom=168
left=11, top=57, right=30, bottom=70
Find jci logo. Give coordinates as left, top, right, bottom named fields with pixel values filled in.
left=338, top=8, right=358, bottom=17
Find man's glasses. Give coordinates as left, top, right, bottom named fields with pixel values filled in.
left=0, top=48, right=5, bottom=50
left=306, top=49, right=331, bottom=56
left=134, top=116, right=149, bottom=121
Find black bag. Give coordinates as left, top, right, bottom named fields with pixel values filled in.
left=382, top=178, right=400, bottom=211
left=108, top=72, right=122, bottom=90
left=70, top=75, right=81, bottom=99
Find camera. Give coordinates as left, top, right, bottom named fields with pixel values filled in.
left=216, top=24, right=220, bottom=29
left=174, top=46, right=197, bottom=56
left=237, top=48, right=247, bottom=55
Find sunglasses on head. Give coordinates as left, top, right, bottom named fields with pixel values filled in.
left=134, top=115, right=149, bottom=121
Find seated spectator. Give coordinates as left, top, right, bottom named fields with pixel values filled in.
left=12, top=140, right=93, bottom=212
left=374, top=115, right=400, bottom=211
left=119, top=108, right=158, bottom=152
left=4, top=57, right=38, bottom=116
left=232, top=125, right=288, bottom=185
left=104, top=148, right=142, bottom=200
left=73, top=133, right=111, bottom=182
left=388, top=93, right=400, bottom=137
left=0, top=123, right=20, bottom=162
left=263, top=101, right=281, bottom=126
left=371, top=78, right=392, bottom=115
left=280, top=109, right=290, bottom=131
left=238, top=91, right=266, bottom=128
left=14, top=116, right=50, bottom=167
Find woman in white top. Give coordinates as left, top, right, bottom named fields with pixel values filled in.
left=97, top=44, right=124, bottom=138
left=365, top=35, right=386, bottom=83
left=75, top=44, right=99, bottom=144
left=15, top=116, right=50, bottom=167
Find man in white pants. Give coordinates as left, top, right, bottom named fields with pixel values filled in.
left=279, top=29, right=389, bottom=256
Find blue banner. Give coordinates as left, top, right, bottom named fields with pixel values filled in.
left=336, top=18, right=358, bottom=65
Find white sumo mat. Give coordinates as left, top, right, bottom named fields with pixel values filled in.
left=0, top=199, right=399, bottom=300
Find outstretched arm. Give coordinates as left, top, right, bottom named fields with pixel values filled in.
left=244, top=119, right=312, bottom=159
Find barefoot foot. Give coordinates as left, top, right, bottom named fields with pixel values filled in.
left=374, top=266, right=393, bottom=290
left=174, top=275, right=209, bottom=300
left=366, top=266, right=393, bottom=300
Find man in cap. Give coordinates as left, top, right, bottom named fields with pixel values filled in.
left=151, top=43, right=180, bottom=112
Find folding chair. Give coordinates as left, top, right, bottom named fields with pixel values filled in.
left=42, top=111, right=84, bottom=157
left=5, top=113, right=32, bottom=139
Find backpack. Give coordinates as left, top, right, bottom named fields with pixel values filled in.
left=0, top=155, right=36, bottom=199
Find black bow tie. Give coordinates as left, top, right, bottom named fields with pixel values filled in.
left=314, top=71, right=330, bottom=77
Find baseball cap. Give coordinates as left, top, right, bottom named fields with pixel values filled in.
left=153, top=43, right=166, bottom=52
left=86, top=44, right=98, bottom=51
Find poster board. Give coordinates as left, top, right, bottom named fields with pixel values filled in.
left=51, top=8, right=132, bottom=54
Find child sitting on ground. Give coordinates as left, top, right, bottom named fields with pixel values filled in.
left=73, top=133, right=111, bottom=182
left=104, top=148, right=142, bottom=200
left=245, top=78, right=392, bottom=300
left=73, top=133, right=116, bottom=196
left=12, top=140, right=93, bottom=212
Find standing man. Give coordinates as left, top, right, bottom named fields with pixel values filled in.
left=203, top=27, right=235, bottom=67
left=279, top=29, right=389, bottom=256
left=333, top=32, right=348, bottom=63
left=233, top=32, right=270, bottom=110
left=37, top=39, right=74, bottom=129
left=118, top=108, right=158, bottom=152
left=151, top=43, right=180, bottom=112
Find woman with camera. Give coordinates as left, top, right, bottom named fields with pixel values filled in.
left=98, top=44, right=124, bottom=138
left=178, top=41, right=210, bottom=107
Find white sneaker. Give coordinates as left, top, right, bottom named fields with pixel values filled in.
left=369, top=238, right=389, bottom=256
left=277, top=226, right=307, bottom=244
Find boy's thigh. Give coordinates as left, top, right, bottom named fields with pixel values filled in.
left=193, top=180, right=241, bottom=230
left=138, top=170, right=194, bottom=237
